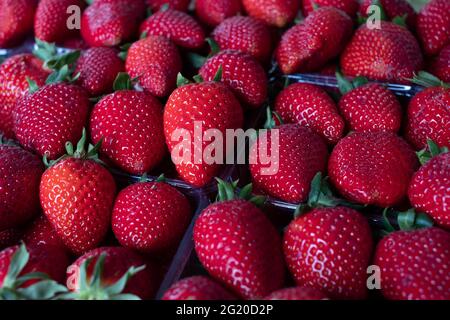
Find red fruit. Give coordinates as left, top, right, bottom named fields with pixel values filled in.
left=90, top=90, right=166, bottom=174
left=405, top=86, right=450, bottom=150
left=329, top=131, right=419, bottom=207
left=0, top=228, right=22, bottom=251
left=0, top=0, right=36, bottom=47
left=265, top=287, right=328, bottom=300
left=359, top=0, right=416, bottom=29
left=283, top=207, right=373, bottom=300
left=68, top=247, right=159, bottom=299
left=338, top=83, right=402, bottom=133
left=428, top=45, right=450, bottom=83
left=140, top=9, right=205, bottom=49
left=341, top=22, right=423, bottom=83
left=274, top=83, right=345, bottom=144
left=276, top=7, right=353, bottom=74
left=195, top=0, right=242, bottom=27
left=194, top=200, right=285, bottom=299
left=125, top=36, right=182, bottom=97
left=374, top=227, right=450, bottom=300
left=81, top=0, right=146, bottom=47
left=0, top=54, right=48, bottom=139
left=212, top=16, right=273, bottom=63
left=60, top=37, right=89, bottom=50
left=416, top=0, right=450, bottom=56
left=35, top=0, right=86, bottom=43
left=164, top=81, right=243, bottom=187
left=199, top=50, right=268, bottom=108
left=303, top=0, right=358, bottom=18
left=112, top=181, right=191, bottom=252
left=74, top=47, right=125, bottom=96
left=146, top=0, right=190, bottom=12
left=242, top=0, right=299, bottom=27
left=13, top=83, right=90, bottom=159
left=23, top=214, right=65, bottom=248
left=162, top=276, right=237, bottom=300
left=0, top=145, right=44, bottom=230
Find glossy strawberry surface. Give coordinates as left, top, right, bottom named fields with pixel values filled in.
left=162, top=276, right=237, bottom=300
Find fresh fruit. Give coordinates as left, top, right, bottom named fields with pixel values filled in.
left=341, top=21, right=423, bottom=83
left=0, top=54, right=48, bottom=139
left=0, top=144, right=44, bottom=230
left=13, top=82, right=90, bottom=159
left=146, top=0, right=190, bottom=12
left=416, top=0, right=450, bottom=56
left=359, top=0, right=416, bottom=29
left=374, top=227, right=450, bottom=300
left=0, top=0, right=37, bottom=47
left=265, top=287, right=328, bottom=300
left=195, top=0, right=242, bottom=27
left=125, top=36, right=182, bottom=97
left=274, top=83, right=345, bottom=144
left=242, top=0, right=299, bottom=28
left=39, top=130, right=117, bottom=254
left=199, top=50, right=267, bottom=109
left=284, top=207, right=373, bottom=299
left=328, top=131, right=419, bottom=207
left=23, top=214, right=65, bottom=248
left=276, top=7, right=353, bottom=74
left=428, top=45, right=450, bottom=83
left=140, top=9, right=205, bottom=49
left=303, top=0, right=358, bottom=18
left=162, top=276, right=237, bottom=300
left=212, top=16, right=273, bottom=63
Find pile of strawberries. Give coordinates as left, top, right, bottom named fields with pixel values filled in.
left=0, top=0, right=449, bottom=301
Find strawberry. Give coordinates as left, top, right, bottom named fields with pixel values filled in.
left=199, top=50, right=268, bottom=109
left=242, top=0, right=300, bottom=28
left=274, top=83, right=345, bottom=144
left=0, top=144, right=44, bottom=230
left=0, top=54, right=48, bottom=139
left=125, top=36, right=181, bottom=97
left=162, top=276, right=237, bottom=300
left=212, top=16, right=273, bottom=63
left=359, top=0, right=416, bottom=29
left=13, top=82, right=90, bottom=160
left=428, top=45, right=450, bottom=83
left=23, top=214, right=65, bottom=248
left=34, top=0, right=86, bottom=43
left=74, top=47, right=125, bottom=96
left=416, top=0, right=450, bottom=56
left=0, top=228, right=22, bottom=251
left=328, top=131, right=419, bottom=207
left=283, top=207, right=373, bottom=300
left=275, top=7, right=353, bottom=74
left=302, top=0, right=358, bottom=18
left=67, top=247, right=159, bottom=300
left=146, top=0, right=190, bottom=12
left=112, top=179, right=192, bottom=252
left=340, top=21, right=423, bottom=83
left=265, top=287, right=328, bottom=300
left=195, top=0, right=242, bottom=27
left=374, top=227, right=450, bottom=300
left=81, top=0, right=146, bottom=47
left=164, top=80, right=243, bottom=187
left=139, top=9, right=205, bottom=50
left=39, top=130, right=117, bottom=254
left=0, top=0, right=37, bottom=48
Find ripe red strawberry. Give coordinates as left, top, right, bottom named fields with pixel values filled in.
left=0, top=145, right=44, bottom=230
left=194, top=199, right=285, bottom=299
left=35, top=0, right=86, bottom=43
left=302, top=0, right=358, bottom=18
left=0, top=228, right=22, bottom=251
left=276, top=7, right=353, bottom=74
left=212, top=16, right=273, bottom=63
left=341, top=21, right=423, bottom=83
left=146, top=0, right=190, bottom=12
left=81, top=0, right=146, bottom=47
left=39, top=131, right=117, bottom=254
left=274, top=83, right=345, bottom=144
left=0, top=54, right=48, bottom=139
left=265, top=287, right=328, bottom=300
left=359, top=0, right=417, bottom=29
left=199, top=50, right=268, bottom=109
left=162, top=276, right=237, bottom=300
left=125, top=36, right=181, bottom=97
left=140, top=9, right=205, bottom=49
left=60, top=37, right=89, bottom=50
left=164, top=81, right=243, bottom=187
left=74, top=47, right=125, bottom=96
left=23, top=214, right=65, bottom=248
left=428, top=45, right=450, bottom=83
left=13, top=83, right=90, bottom=160
left=112, top=180, right=191, bottom=252
left=416, top=0, right=450, bottom=56
left=195, top=0, right=242, bottom=27
left=0, top=0, right=37, bottom=47
left=374, top=227, right=450, bottom=300
left=242, top=0, right=299, bottom=28
left=67, top=247, right=159, bottom=300
left=328, top=131, right=419, bottom=207
left=284, top=207, right=373, bottom=300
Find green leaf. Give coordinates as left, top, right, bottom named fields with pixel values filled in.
left=90, top=254, right=106, bottom=288
left=239, top=183, right=253, bottom=200
left=392, top=14, right=407, bottom=27
left=15, top=272, right=49, bottom=287
left=45, top=65, right=72, bottom=84
left=187, top=52, right=207, bottom=69
left=4, top=244, right=29, bottom=287
left=45, top=50, right=81, bottom=71
left=33, top=38, right=57, bottom=62
left=206, top=38, right=220, bottom=57
left=212, top=65, right=223, bottom=82
left=416, top=140, right=449, bottom=165
left=352, top=76, right=369, bottom=88
left=110, top=293, right=141, bottom=300
left=382, top=208, right=396, bottom=233
left=307, top=172, right=323, bottom=207
left=17, top=280, right=68, bottom=300
left=160, top=3, right=170, bottom=11
left=104, top=265, right=145, bottom=296
left=26, top=77, right=40, bottom=94
left=193, top=74, right=204, bottom=83
left=335, top=71, right=353, bottom=95
left=113, top=72, right=133, bottom=91
left=409, top=71, right=449, bottom=88
left=140, top=31, right=148, bottom=40
left=372, top=0, right=388, bottom=21
left=176, top=73, right=191, bottom=87
left=397, top=208, right=416, bottom=230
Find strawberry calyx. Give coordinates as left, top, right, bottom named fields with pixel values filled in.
left=0, top=134, right=19, bottom=147
left=416, top=140, right=449, bottom=165
left=335, top=71, right=369, bottom=95
left=381, top=208, right=434, bottom=236
left=113, top=72, right=135, bottom=91
left=409, top=71, right=449, bottom=89
left=177, top=66, right=223, bottom=87
left=263, top=106, right=284, bottom=129
left=215, top=178, right=266, bottom=207
left=357, top=0, right=408, bottom=27
left=186, top=38, right=220, bottom=69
